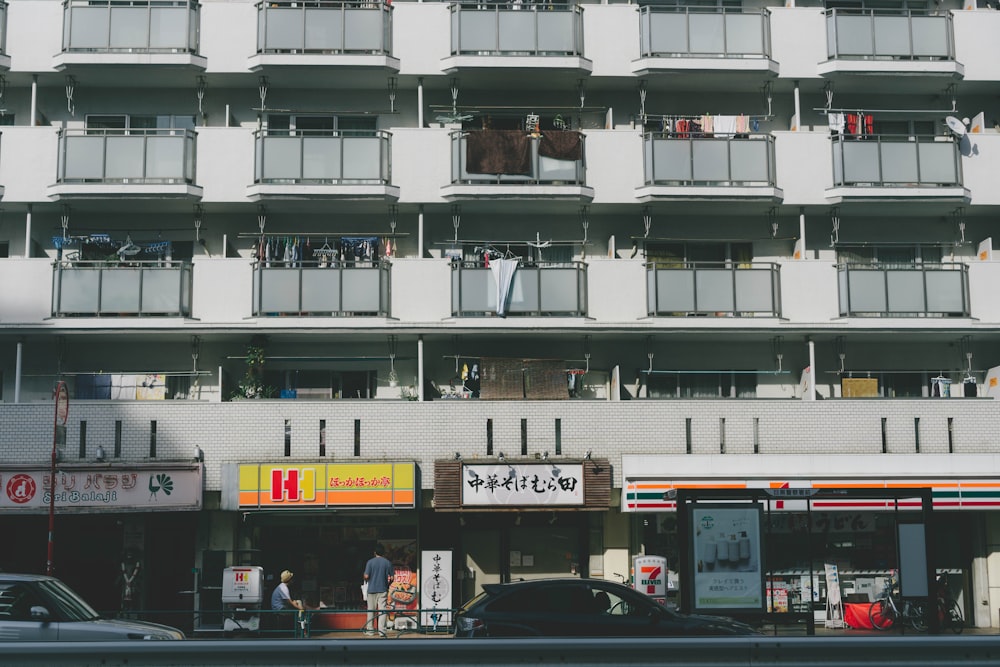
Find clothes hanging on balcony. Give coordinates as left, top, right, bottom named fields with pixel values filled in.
left=828, top=112, right=846, bottom=135
left=963, top=376, right=978, bottom=397
left=714, top=115, right=738, bottom=136
left=931, top=376, right=952, bottom=397
left=465, top=130, right=532, bottom=175
left=340, top=236, right=380, bottom=265
left=489, top=257, right=519, bottom=316
left=538, top=130, right=583, bottom=161
left=846, top=113, right=873, bottom=137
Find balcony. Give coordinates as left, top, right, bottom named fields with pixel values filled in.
left=53, top=0, right=206, bottom=71
left=442, top=3, right=591, bottom=76
left=827, top=134, right=968, bottom=204
left=837, top=263, right=970, bottom=318
left=0, top=1, right=9, bottom=70
left=442, top=130, right=592, bottom=201
left=52, top=260, right=192, bottom=317
left=252, top=261, right=390, bottom=317
left=451, top=260, right=587, bottom=317
left=820, top=9, right=962, bottom=79
left=247, top=129, right=398, bottom=201
left=637, top=133, right=782, bottom=202
left=49, top=128, right=201, bottom=200
left=647, top=262, right=781, bottom=318
left=248, top=0, right=398, bottom=73
left=633, top=7, right=777, bottom=78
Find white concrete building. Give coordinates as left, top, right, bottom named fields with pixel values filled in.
left=0, top=0, right=999, bottom=632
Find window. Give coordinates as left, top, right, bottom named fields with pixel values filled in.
left=837, top=245, right=943, bottom=267
left=85, top=114, right=195, bottom=134
left=646, top=372, right=756, bottom=398
left=646, top=241, right=753, bottom=266
left=266, top=114, right=376, bottom=137
left=874, top=120, right=936, bottom=137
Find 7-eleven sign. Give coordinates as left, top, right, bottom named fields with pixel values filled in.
left=633, top=555, right=667, bottom=598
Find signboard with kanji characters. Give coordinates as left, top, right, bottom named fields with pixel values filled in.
left=420, top=550, right=452, bottom=627
left=690, top=505, right=764, bottom=612
left=234, top=463, right=416, bottom=509
left=461, top=463, right=583, bottom=506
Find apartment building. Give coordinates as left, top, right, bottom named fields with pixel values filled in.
left=0, top=0, right=998, bottom=631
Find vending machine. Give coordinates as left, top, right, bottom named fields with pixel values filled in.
left=221, top=566, right=264, bottom=633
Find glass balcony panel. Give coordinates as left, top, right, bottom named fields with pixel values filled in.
left=873, top=15, right=910, bottom=57
left=880, top=141, right=919, bottom=183
left=149, top=7, right=189, bottom=50
left=145, top=135, right=187, bottom=180
left=911, top=15, right=950, bottom=58
left=64, top=136, right=107, bottom=180
left=69, top=8, right=111, bottom=50
left=651, top=138, right=692, bottom=182
left=344, top=9, right=382, bottom=52
left=342, top=136, right=382, bottom=181
left=305, top=9, right=343, bottom=51
left=538, top=156, right=577, bottom=181
left=458, top=11, right=495, bottom=53
left=262, top=136, right=303, bottom=181
left=885, top=270, right=925, bottom=312
left=537, top=11, right=575, bottom=53
left=725, top=13, right=765, bottom=56
left=539, top=267, right=579, bottom=312
left=56, top=268, right=101, bottom=313
left=734, top=269, right=775, bottom=313
left=100, top=268, right=142, bottom=314
left=729, top=139, right=769, bottom=183
left=301, top=269, right=342, bottom=312
left=259, top=269, right=300, bottom=312
left=303, top=137, right=341, bottom=181
left=141, top=267, right=183, bottom=313
left=925, top=270, right=965, bottom=313
left=498, top=11, right=535, bottom=52
left=507, top=270, right=540, bottom=313
left=646, top=268, right=656, bottom=313
left=694, top=269, right=735, bottom=312
left=918, top=142, right=959, bottom=184
left=691, top=139, right=729, bottom=182
left=456, top=268, right=493, bottom=312
left=832, top=15, right=873, bottom=57
left=110, top=7, right=149, bottom=49
left=105, top=136, right=145, bottom=180
left=846, top=269, right=887, bottom=312
left=688, top=13, right=725, bottom=55
left=648, top=13, right=688, bottom=54
left=839, top=141, right=881, bottom=184
left=656, top=269, right=696, bottom=312
left=341, top=267, right=382, bottom=312
left=265, top=9, right=306, bottom=51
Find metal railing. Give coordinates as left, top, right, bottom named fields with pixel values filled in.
left=831, top=135, right=962, bottom=188
left=451, top=131, right=586, bottom=185
left=644, top=133, right=776, bottom=187
left=256, top=0, right=392, bottom=55
left=450, top=2, right=584, bottom=56
left=253, top=260, right=390, bottom=317
left=837, top=263, right=970, bottom=317
left=61, top=0, right=200, bottom=54
left=52, top=260, right=192, bottom=317
left=826, top=8, right=955, bottom=61
left=647, top=262, right=781, bottom=317
left=451, top=260, right=587, bottom=317
left=255, top=129, right=391, bottom=184
left=640, top=6, right=771, bottom=59
left=56, top=128, right=198, bottom=185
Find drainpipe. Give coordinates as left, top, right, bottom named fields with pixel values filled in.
left=30, top=75, right=38, bottom=127
left=417, top=336, right=424, bottom=402
left=807, top=338, right=817, bottom=401
left=14, top=339, right=22, bottom=404
left=798, top=207, right=807, bottom=260
left=24, top=204, right=32, bottom=259
left=417, top=77, right=424, bottom=128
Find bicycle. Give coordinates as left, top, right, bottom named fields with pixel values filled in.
left=868, top=579, right=927, bottom=632
left=936, top=595, right=964, bottom=634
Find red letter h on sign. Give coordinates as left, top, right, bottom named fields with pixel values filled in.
left=271, top=468, right=300, bottom=502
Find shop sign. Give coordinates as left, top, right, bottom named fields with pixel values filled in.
left=235, top=462, right=416, bottom=509
left=0, top=465, right=202, bottom=514
left=690, top=506, right=764, bottom=612
left=461, top=463, right=583, bottom=507
left=420, top=550, right=452, bottom=627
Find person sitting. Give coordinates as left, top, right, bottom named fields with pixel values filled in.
left=593, top=591, right=611, bottom=614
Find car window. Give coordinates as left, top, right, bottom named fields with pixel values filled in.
left=0, top=583, right=43, bottom=621
left=586, top=584, right=648, bottom=617
left=36, top=580, right=100, bottom=621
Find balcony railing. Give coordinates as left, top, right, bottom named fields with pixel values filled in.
left=52, top=260, right=192, bottom=317
left=647, top=262, right=781, bottom=317
left=451, top=260, right=587, bottom=317
left=837, top=263, right=969, bottom=317
left=254, top=129, right=391, bottom=184
left=831, top=135, right=962, bottom=188
left=253, top=261, right=390, bottom=317
left=62, top=0, right=200, bottom=54
left=450, top=2, right=583, bottom=56
left=640, top=7, right=770, bottom=58
left=826, top=9, right=954, bottom=61
left=256, top=0, right=391, bottom=55
left=57, top=128, right=197, bottom=185
left=451, top=130, right=585, bottom=185
left=644, top=133, right=775, bottom=186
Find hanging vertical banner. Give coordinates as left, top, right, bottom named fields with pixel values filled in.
left=420, top=550, right=452, bottom=628
left=793, top=238, right=804, bottom=260
left=984, top=365, right=1000, bottom=399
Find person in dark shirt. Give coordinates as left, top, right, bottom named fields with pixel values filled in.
left=362, top=545, right=394, bottom=636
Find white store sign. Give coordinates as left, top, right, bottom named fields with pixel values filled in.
left=420, top=550, right=452, bottom=627
left=461, top=463, right=583, bottom=506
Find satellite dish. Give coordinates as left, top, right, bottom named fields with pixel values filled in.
left=945, top=116, right=967, bottom=137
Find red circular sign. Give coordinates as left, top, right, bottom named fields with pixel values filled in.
left=6, top=474, right=37, bottom=504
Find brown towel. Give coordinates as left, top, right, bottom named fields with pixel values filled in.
left=539, top=130, right=583, bottom=161
left=465, top=130, right=531, bottom=175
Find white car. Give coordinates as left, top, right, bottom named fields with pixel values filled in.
left=0, top=573, right=184, bottom=641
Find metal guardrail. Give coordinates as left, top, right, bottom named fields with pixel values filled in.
left=3, top=635, right=1000, bottom=666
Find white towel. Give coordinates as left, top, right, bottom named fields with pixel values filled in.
left=828, top=112, right=845, bottom=134
left=714, top=115, right=738, bottom=136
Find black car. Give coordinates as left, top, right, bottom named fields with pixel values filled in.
left=454, top=578, right=760, bottom=638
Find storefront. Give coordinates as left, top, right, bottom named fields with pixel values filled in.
left=0, top=463, right=202, bottom=622
left=621, top=454, right=993, bottom=627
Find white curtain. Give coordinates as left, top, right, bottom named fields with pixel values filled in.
left=490, top=258, right=518, bottom=316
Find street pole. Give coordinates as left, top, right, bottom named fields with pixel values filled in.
left=48, top=381, right=69, bottom=576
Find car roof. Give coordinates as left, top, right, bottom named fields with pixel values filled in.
left=482, top=578, right=632, bottom=595
left=0, top=573, right=57, bottom=583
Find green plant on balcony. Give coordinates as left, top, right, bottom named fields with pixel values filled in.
left=233, top=340, right=276, bottom=400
